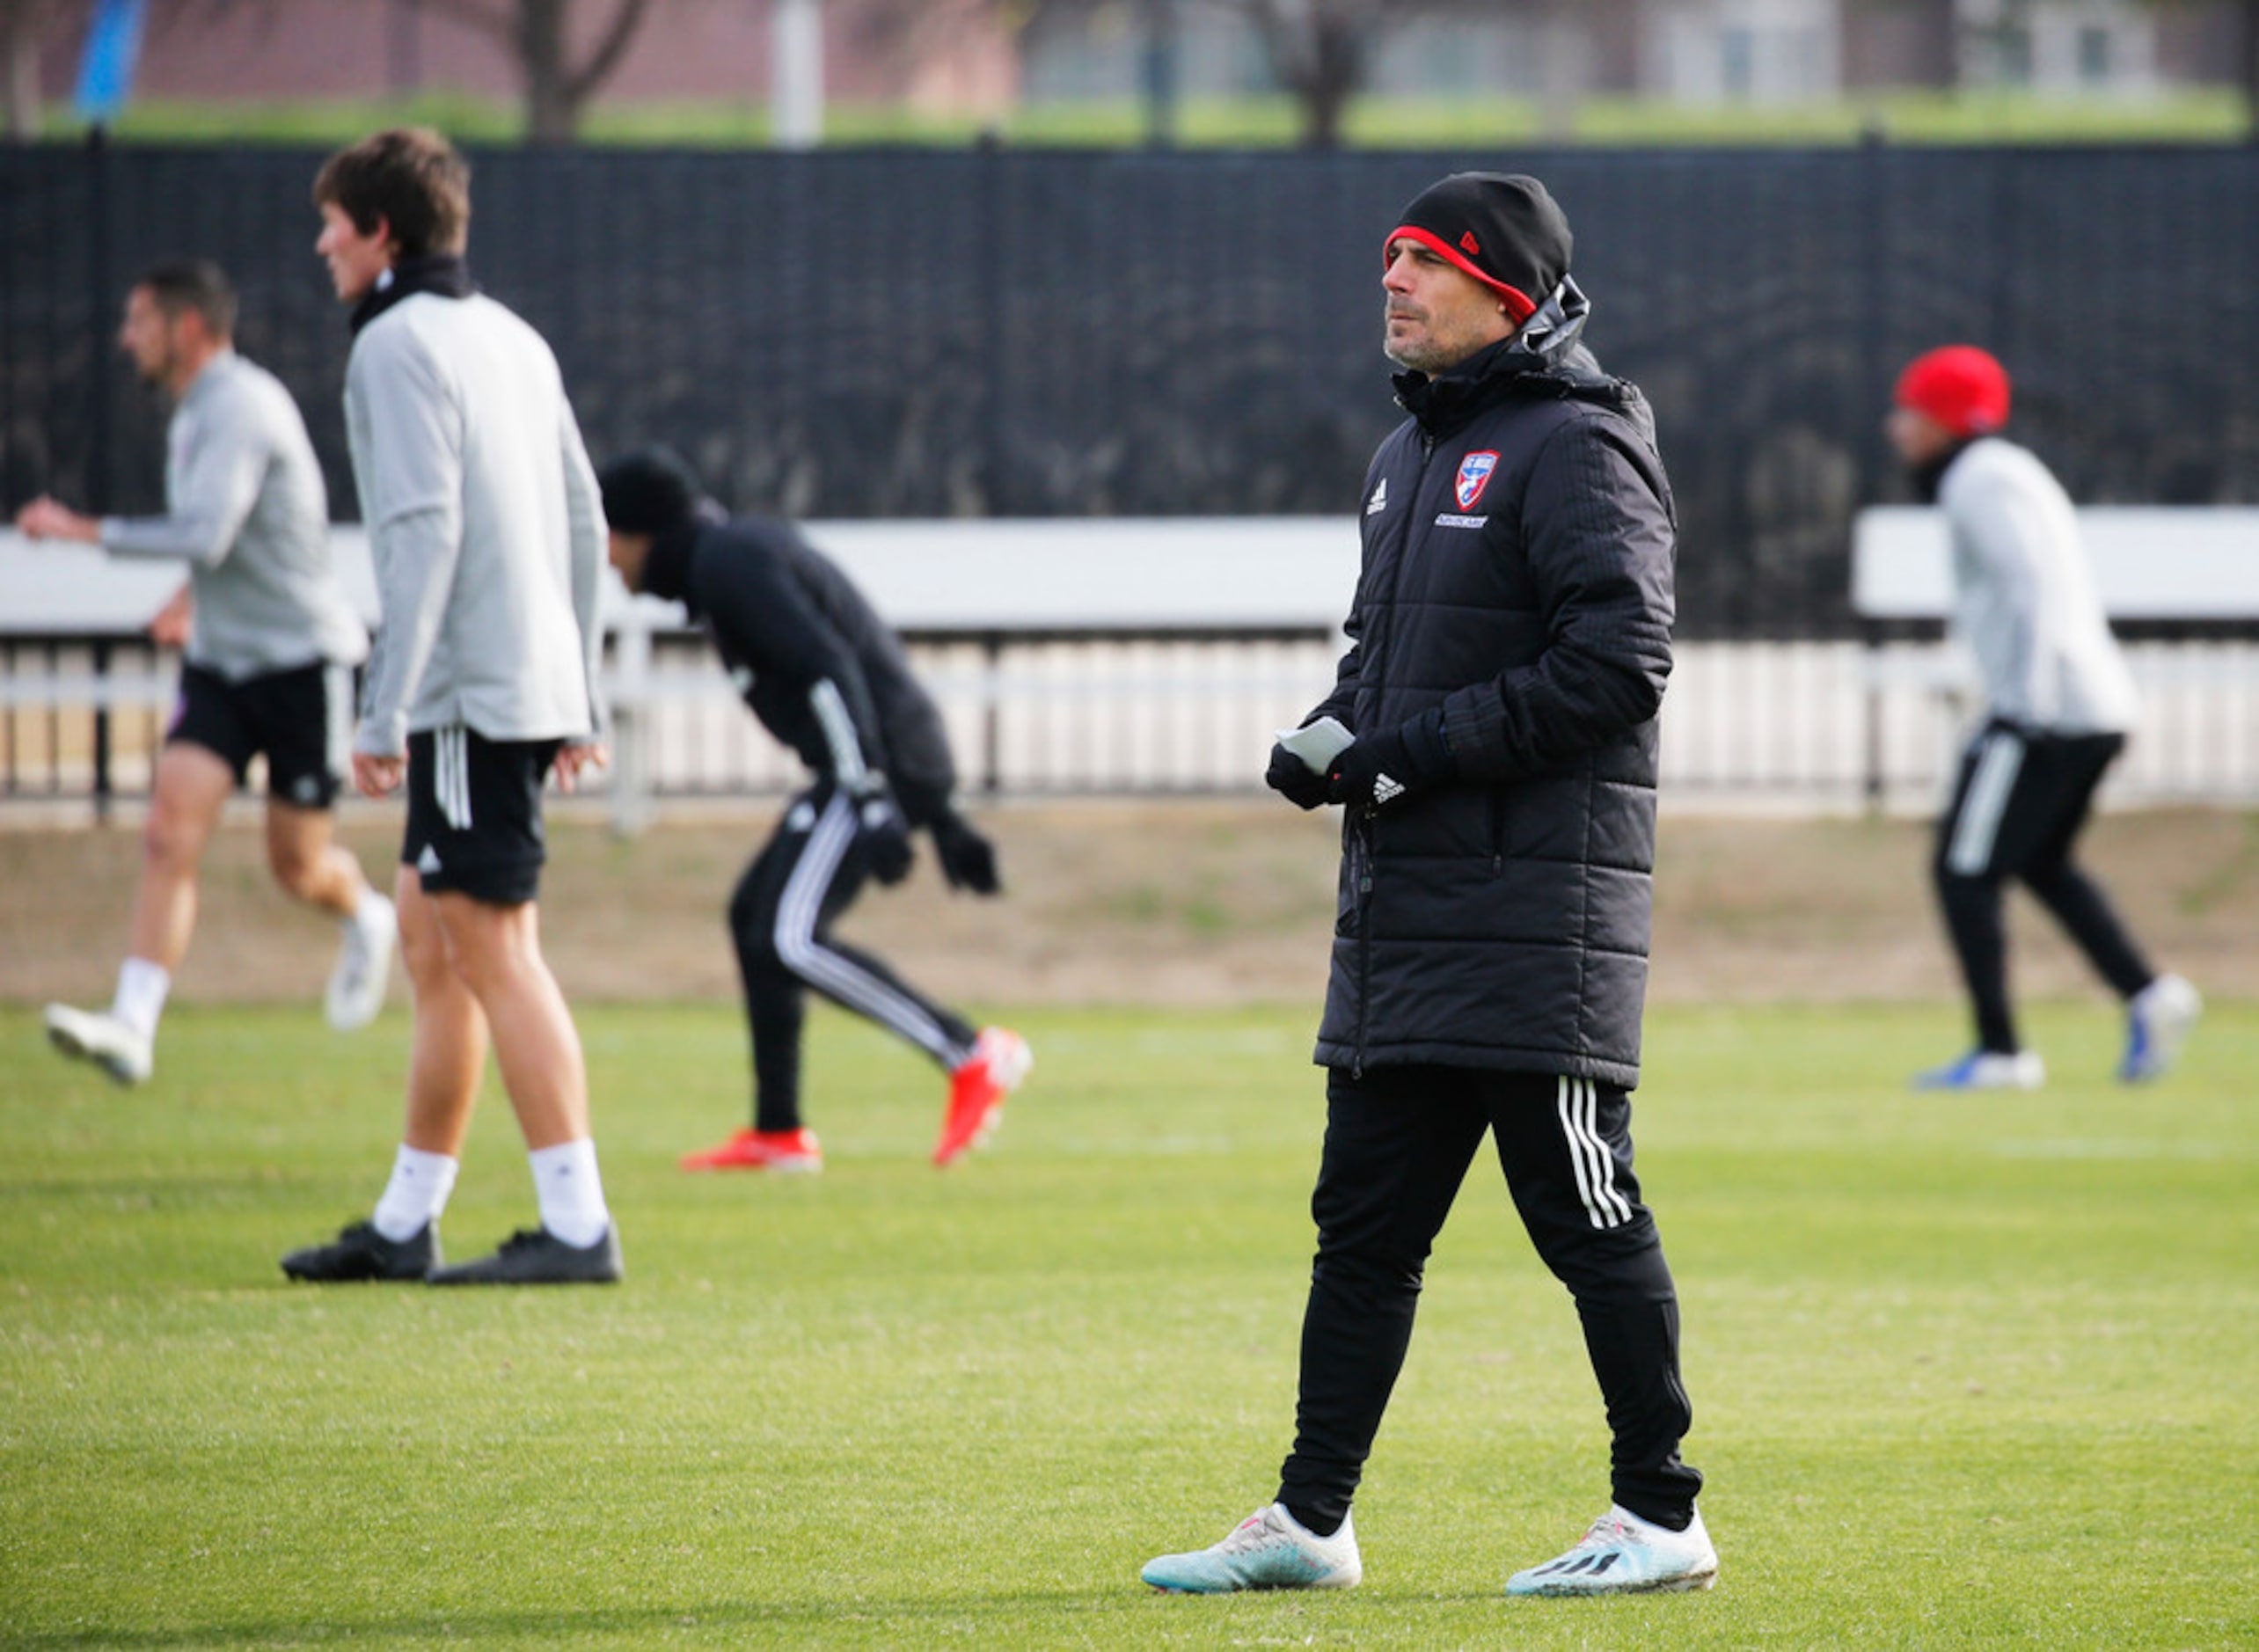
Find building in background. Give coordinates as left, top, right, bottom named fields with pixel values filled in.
left=8, top=0, right=2254, bottom=139
left=19, top=0, right=1019, bottom=135
left=1024, top=0, right=2244, bottom=114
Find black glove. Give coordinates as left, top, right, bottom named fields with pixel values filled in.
left=1326, top=712, right=1452, bottom=811
left=932, top=808, right=1001, bottom=895
left=854, top=791, right=915, bottom=886
left=1265, top=741, right=1334, bottom=811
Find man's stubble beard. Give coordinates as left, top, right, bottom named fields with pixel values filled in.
left=1385, top=321, right=1448, bottom=376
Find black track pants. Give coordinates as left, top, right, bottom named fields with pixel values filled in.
left=728, top=786, right=977, bottom=1133
left=1934, top=722, right=2154, bottom=1053
left=1276, top=1064, right=1700, bottom=1535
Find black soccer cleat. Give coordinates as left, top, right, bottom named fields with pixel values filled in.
left=426, top=1224, right=623, bottom=1286
left=281, top=1219, right=438, bottom=1283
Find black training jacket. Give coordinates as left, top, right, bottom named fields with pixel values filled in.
left=1308, top=295, right=1675, bottom=1087
left=641, top=516, right=958, bottom=822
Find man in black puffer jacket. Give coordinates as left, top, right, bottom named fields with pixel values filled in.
left=1143, top=174, right=1714, bottom=1600
left=599, top=448, right=1029, bottom=1175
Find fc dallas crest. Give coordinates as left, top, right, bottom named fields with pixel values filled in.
left=1455, top=450, right=1499, bottom=509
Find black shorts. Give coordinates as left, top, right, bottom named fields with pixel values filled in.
left=1937, top=720, right=2125, bottom=881
left=401, top=725, right=563, bottom=907
left=167, top=661, right=354, bottom=809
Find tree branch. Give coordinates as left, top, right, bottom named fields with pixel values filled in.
left=564, top=0, right=654, bottom=104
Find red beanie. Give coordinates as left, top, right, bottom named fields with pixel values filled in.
left=1895, top=346, right=2011, bottom=438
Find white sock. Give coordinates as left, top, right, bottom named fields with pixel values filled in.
left=111, top=958, right=171, bottom=1040
left=371, top=1144, right=459, bottom=1242
left=529, top=1138, right=610, bottom=1249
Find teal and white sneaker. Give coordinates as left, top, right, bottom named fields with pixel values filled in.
left=1141, top=1504, right=1362, bottom=1593
left=1506, top=1505, right=1717, bottom=1597
left=2119, top=974, right=2200, bottom=1083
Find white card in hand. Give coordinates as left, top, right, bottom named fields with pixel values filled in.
left=1276, top=716, right=1355, bottom=775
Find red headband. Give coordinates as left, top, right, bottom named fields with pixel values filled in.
left=1384, top=226, right=1539, bottom=325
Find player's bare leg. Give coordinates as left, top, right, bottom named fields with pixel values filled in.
left=128, top=742, right=235, bottom=970
left=426, top=891, right=587, bottom=1151
left=271, top=799, right=397, bottom=1032
left=45, top=742, right=231, bottom=1085
left=420, top=888, right=619, bottom=1284
left=397, top=866, right=487, bottom=1157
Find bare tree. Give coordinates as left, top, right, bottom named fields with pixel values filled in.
left=2161, top=0, right=2259, bottom=138
left=1236, top=0, right=1380, bottom=147
left=421, top=0, right=657, bottom=143
left=1, top=0, right=66, bottom=141
left=2242, top=0, right=2259, bottom=135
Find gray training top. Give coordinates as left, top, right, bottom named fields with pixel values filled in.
left=99, top=349, right=367, bottom=680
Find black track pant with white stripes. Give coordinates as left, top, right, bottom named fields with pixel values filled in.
left=1276, top=1064, right=1700, bottom=1536
left=729, top=785, right=978, bottom=1133
left=1934, top=721, right=2155, bottom=1054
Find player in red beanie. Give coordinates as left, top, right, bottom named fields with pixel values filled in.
left=1887, top=347, right=2198, bottom=1092
left=1894, top=345, right=2011, bottom=439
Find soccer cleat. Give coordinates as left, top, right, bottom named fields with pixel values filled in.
left=679, top=1126, right=823, bottom=1173
left=1506, top=1505, right=1718, bottom=1597
left=933, top=1026, right=1032, bottom=1167
left=281, top=1219, right=437, bottom=1283
left=1141, top=1504, right=1363, bottom=1594
left=427, top=1224, right=622, bottom=1285
left=1912, top=1049, right=2043, bottom=1091
left=325, top=890, right=397, bottom=1033
left=2120, top=973, right=2201, bottom=1084
left=43, top=1003, right=153, bottom=1086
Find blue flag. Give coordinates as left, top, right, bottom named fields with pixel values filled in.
left=75, top=0, right=150, bottom=125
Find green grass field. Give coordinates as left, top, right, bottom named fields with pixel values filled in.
left=3, top=998, right=2254, bottom=1648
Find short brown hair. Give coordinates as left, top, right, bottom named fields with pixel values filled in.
left=312, top=128, right=472, bottom=259
left=135, top=259, right=236, bottom=341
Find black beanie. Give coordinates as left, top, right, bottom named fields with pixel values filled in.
left=1385, top=172, right=1572, bottom=325
left=597, top=445, right=708, bottom=536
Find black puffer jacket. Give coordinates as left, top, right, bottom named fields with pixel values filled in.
left=1308, top=285, right=1676, bottom=1086
left=641, top=515, right=959, bottom=823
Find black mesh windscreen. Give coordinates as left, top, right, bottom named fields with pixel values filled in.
left=6, top=143, right=2256, bottom=638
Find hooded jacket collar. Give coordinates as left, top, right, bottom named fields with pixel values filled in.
left=350, top=253, right=477, bottom=336
left=1393, top=276, right=1598, bottom=439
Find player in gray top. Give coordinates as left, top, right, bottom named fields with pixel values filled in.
left=16, top=260, right=397, bottom=1088
left=280, top=128, right=621, bottom=1288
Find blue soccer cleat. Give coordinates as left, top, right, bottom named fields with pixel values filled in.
left=1913, top=1049, right=2043, bottom=1091
left=2119, top=974, right=2200, bottom=1084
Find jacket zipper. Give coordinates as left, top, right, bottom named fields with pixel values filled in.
left=1354, top=428, right=1438, bottom=1078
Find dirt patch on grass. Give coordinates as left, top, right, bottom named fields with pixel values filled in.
left=4, top=799, right=2255, bottom=1009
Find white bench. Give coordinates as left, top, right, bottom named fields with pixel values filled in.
left=0, top=519, right=1362, bottom=826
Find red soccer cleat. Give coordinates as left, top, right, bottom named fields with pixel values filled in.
left=679, top=1126, right=823, bottom=1173
left=933, top=1027, right=1032, bottom=1168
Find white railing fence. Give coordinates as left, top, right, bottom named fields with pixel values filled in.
left=8, top=631, right=2255, bottom=827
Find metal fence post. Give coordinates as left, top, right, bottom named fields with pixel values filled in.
left=981, top=632, right=1003, bottom=796
left=91, top=638, right=113, bottom=822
